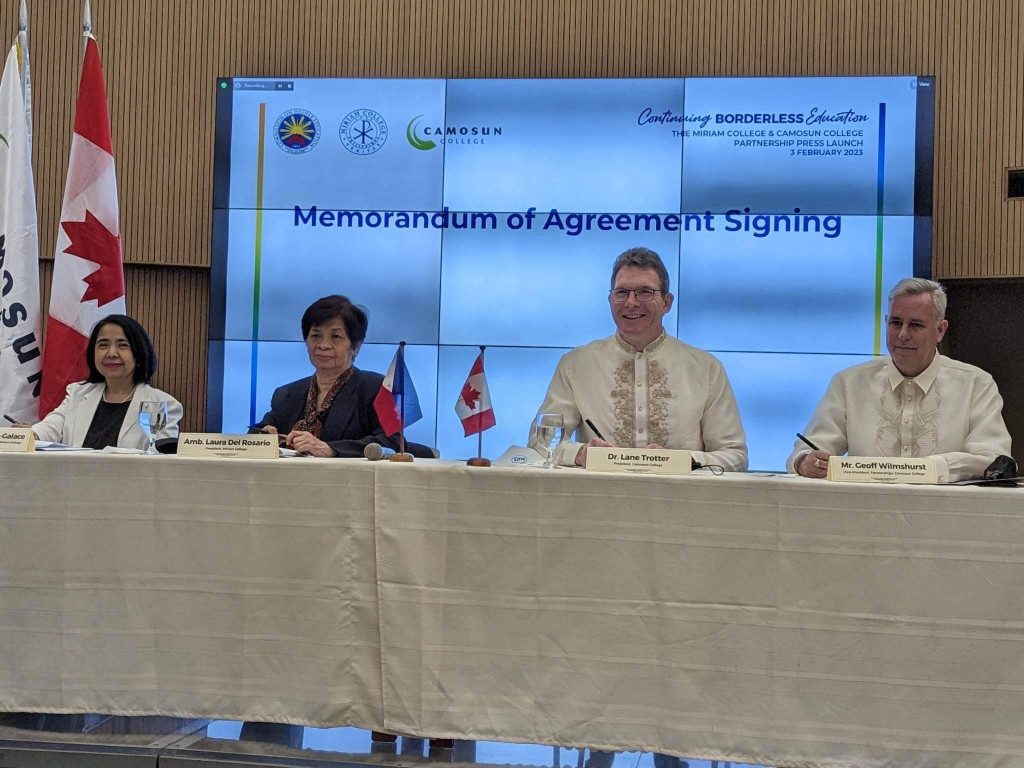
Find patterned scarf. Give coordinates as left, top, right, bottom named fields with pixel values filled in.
left=291, top=367, right=354, bottom=438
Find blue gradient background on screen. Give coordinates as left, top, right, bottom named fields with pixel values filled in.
left=442, top=79, right=684, bottom=213
left=214, top=76, right=927, bottom=470
left=675, top=216, right=915, bottom=354
left=439, top=223, right=680, bottom=348
left=223, top=210, right=442, bottom=344
left=681, top=76, right=919, bottom=215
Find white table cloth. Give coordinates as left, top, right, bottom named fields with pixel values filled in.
left=3, top=452, right=1024, bottom=767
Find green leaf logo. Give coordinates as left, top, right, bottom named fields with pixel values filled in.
left=406, top=116, right=436, bottom=151
left=0, top=132, right=8, bottom=149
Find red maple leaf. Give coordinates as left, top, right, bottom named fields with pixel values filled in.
left=460, top=380, right=481, bottom=410
left=62, top=210, right=124, bottom=307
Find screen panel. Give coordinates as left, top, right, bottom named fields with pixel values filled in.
left=442, top=78, right=685, bottom=213
left=680, top=76, right=921, bottom=216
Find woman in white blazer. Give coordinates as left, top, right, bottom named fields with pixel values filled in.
left=30, top=315, right=182, bottom=450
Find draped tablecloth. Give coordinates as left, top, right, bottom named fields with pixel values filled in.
left=373, top=462, right=1024, bottom=768
left=3, top=452, right=1024, bottom=767
left=0, top=452, right=382, bottom=728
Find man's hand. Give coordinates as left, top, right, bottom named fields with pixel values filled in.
left=797, top=449, right=831, bottom=478
left=286, top=430, right=336, bottom=458
left=644, top=443, right=664, bottom=450
left=575, top=438, right=613, bottom=467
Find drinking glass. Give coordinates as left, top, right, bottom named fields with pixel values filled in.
left=138, top=401, right=168, bottom=455
left=533, top=413, right=564, bottom=469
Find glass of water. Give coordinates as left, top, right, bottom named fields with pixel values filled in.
left=533, top=412, right=564, bottom=469
left=138, top=401, right=168, bottom=455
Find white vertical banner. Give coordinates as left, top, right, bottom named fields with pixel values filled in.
left=0, top=17, right=42, bottom=423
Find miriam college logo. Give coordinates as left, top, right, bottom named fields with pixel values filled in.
left=274, top=109, right=321, bottom=154
left=339, top=109, right=388, bottom=155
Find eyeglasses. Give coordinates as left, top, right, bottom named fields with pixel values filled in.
left=609, top=288, right=663, bottom=303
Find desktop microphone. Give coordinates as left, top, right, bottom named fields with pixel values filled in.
left=364, top=443, right=396, bottom=461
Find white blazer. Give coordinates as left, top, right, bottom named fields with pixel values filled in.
left=32, top=381, right=183, bottom=449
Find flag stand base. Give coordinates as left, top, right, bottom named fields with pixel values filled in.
left=467, top=457, right=491, bottom=467
left=389, top=453, right=414, bottom=463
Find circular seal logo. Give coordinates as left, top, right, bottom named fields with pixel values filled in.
left=339, top=109, right=388, bottom=155
left=274, top=109, right=321, bottom=154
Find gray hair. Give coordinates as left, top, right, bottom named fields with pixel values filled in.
left=888, top=277, right=947, bottom=323
left=610, top=247, right=670, bottom=294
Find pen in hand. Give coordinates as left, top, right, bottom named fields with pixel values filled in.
left=796, top=432, right=820, bottom=451
left=584, top=418, right=606, bottom=442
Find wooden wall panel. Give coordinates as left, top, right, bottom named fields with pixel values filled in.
left=0, top=0, right=1019, bottom=274
left=4, top=0, right=1024, bottom=427
left=37, top=262, right=208, bottom=433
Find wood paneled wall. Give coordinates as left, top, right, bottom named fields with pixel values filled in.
left=3, top=0, right=1022, bottom=427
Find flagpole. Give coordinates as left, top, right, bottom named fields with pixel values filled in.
left=467, top=345, right=491, bottom=467
left=389, top=341, right=414, bottom=463
left=476, top=345, right=485, bottom=459
left=82, top=0, right=92, bottom=40
left=17, top=0, right=31, bottom=146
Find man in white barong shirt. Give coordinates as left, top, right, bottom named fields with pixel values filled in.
left=788, top=277, right=1011, bottom=482
left=530, top=246, right=748, bottom=471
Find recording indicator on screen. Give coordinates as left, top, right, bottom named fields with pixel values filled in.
left=230, top=80, right=294, bottom=91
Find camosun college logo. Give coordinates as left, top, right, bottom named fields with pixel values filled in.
left=405, top=115, right=503, bottom=149
left=274, top=109, right=321, bottom=154
left=339, top=109, right=388, bottom=155
left=406, top=116, right=436, bottom=150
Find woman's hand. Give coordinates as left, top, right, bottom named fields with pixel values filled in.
left=259, top=425, right=286, bottom=444
left=286, top=430, right=336, bottom=458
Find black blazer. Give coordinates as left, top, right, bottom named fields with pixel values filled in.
left=250, top=367, right=398, bottom=458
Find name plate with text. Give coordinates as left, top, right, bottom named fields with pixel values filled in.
left=586, top=447, right=691, bottom=475
left=177, top=433, right=278, bottom=459
left=0, top=428, right=34, bottom=452
left=827, top=456, right=937, bottom=484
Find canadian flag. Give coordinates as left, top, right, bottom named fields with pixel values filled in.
left=39, top=25, right=124, bottom=415
left=454, top=353, right=496, bottom=436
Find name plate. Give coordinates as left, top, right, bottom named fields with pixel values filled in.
left=827, top=456, right=937, bottom=484
left=0, top=427, right=34, bottom=452
left=177, top=433, right=278, bottom=459
left=586, top=447, right=692, bottom=475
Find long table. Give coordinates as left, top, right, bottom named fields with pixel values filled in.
left=2, top=452, right=1023, bottom=767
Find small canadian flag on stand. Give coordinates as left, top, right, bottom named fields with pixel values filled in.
left=39, top=0, right=125, bottom=416
left=455, top=349, right=496, bottom=437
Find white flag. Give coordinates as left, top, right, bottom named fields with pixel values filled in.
left=0, top=32, right=42, bottom=423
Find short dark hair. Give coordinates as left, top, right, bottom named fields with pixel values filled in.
left=84, top=314, right=158, bottom=385
left=301, top=295, right=368, bottom=349
left=610, top=246, right=671, bottom=294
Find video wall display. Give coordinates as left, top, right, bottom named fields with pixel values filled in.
left=211, top=75, right=934, bottom=470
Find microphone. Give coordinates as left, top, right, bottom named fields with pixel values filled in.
left=364, top=443, right=396, bottom=461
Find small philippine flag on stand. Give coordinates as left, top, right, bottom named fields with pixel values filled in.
left=455, top=353, right=496, bottom=436
left=374, top=343, right=422, bottom=436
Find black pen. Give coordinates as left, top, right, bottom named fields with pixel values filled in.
left=584, top=418, right=606, bottom=441
left=796, top=432, right=820, bottom=451
left=3, top=414, right=17, bottom=424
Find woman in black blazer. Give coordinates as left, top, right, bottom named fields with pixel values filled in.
left=250, top=295, right=396, bottom=457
